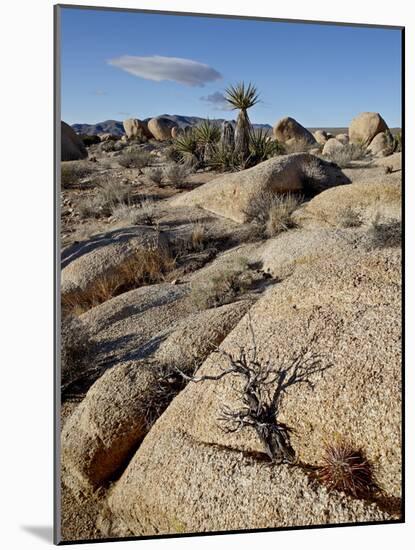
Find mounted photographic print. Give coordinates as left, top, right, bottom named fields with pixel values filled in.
left=55, top=3, right=404, bottom=544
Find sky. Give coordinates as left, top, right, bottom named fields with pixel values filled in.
left=60, top=7, right=402, bottom=127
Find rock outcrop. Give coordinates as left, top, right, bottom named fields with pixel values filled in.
left=171, top=154, right=350, bottom=223
left=273, top=117, right=316, bottom=145
left=123, top=118, right=152, bottom=140
left=61, top=121, right=88, bottom=161
left=147, top=117, right=177, bottom=140
left=349, top=112, right=389, bottom=146
left=105, top=247, right=400, bottom=534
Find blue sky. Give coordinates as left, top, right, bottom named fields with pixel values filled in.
left=60, top=7, right=402, bottom=127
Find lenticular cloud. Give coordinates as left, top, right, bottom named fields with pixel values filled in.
left=108, top=55, right=222, bottom=87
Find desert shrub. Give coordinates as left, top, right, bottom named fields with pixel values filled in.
left=190, top=257, right=254, bottom=309
left=316, top=438, right=380, bottom=499
left=100, top=140, right=117, bottom=152
left=62, top=244, right=175, bottom=314
left=61, top=314, right=94, bottom=385
left=111, top=199, right=156, bottom=226
left=118, top=149, right=151, bottom=169
left=337, top=206, right=363, bottom=228
left=143, top=166, right=163, bottom=184
left=61, top=161, right=94, bottom=189
left=81, top=134, right=101, bottom=147
left=163, top=163, right=190, bottom=186
left=367, top=213, right=401, bottom=249
left=326, top=143, right=367, bottom=167
left=244, top=192, right=300, bottom=238
left=163, top=144, right=182, bottom=163
left=78, top=177, right=130, bottom=218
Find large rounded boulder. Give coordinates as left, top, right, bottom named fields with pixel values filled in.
left=61, top=121, right=87, bottom=161
left=123, top=118, right=152, bottom=140
left=104, top=247, right=400, bottom=535
left=322, top=138, right=345, bottom=156
left=147, top=117, right=177, bottom=141
left=171, top=153, right=350, bottom=223
left=349, top=112, right=389, bottom=146
left=273, top=117, right=316, bottom=145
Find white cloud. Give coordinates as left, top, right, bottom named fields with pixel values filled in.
left=200, top=91, right=229, bottom=110
left=108, top=55, right=222, bottom=87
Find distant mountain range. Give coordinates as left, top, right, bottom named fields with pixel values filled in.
left=71, top=116, right=400, bottom=138
left=71, top=114, right=273, bottom=136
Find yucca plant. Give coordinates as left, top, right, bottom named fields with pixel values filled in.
left=173, top=129, right=202, bottom=167
left=248, top=128, right=284, bottom=165
left=208, top=143, right=244, bottom=172
left=194, top=119, right=221, bottom=161
left=225, top=82, right=260, bottom=161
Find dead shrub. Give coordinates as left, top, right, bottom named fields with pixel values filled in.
left=62, top=244, right=175, bottom=314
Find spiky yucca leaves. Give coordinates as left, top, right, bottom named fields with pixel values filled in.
left=208, top=143, right=245, bottom=172
left=248, top=128, right=285, bottom=165
left=316, top=438, right=380, bottom=499
left=173, top=129, right=202, bottom=167
left=194, top=119, right=221, bottom=161
left=225, top=82, right=260, bottom=161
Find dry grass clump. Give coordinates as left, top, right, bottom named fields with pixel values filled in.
left=326, top=143, right=367, bottom=167
left=190, top=257, right=254, bottom=309
left=61, top=161, right=95, bottom=189
left=62, top=244, right=175, bottom=314
left=367, top=213, right=401, bottom=249
left=337, top=206, right=363, bottom=228
left=315, top=438, right=380, bottom=499
left=143, top=166, right=163, bottom=184
left=190, top=222, right=207, bottom=251
left=163, top=163, right=190, bottom=186
left=111, top=199, right=156, bottom=226
left=78, top=177, right=130, bottom=218
left=244, top=192, right=300, bottom=238
left=61, top=314, right=94, bottom=385
left=118, top=149, right=151, bottom=169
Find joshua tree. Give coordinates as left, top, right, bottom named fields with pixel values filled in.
left=224, top=82, right=260, bottom=161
